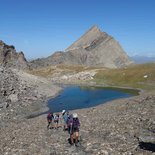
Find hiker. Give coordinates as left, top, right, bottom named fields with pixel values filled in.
left=68, top=113, right=80, bottom=146
left=53, top=113, right=60, bottom=129
left=62, top=110, right=69, bottom=130
left=47, top=112, right=54, bottom=129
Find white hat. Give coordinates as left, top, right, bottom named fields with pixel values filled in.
left=73, top=113, right=78, bottom=118
left=62, top=110, right=66, bottom=114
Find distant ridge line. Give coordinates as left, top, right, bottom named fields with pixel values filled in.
left=30, top=25, right=133, bottom=69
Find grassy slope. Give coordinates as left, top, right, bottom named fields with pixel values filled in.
left=27, top=63, right=155, bottom=91
left=27, top=64, right=93, bottom=77
left=94, top=63, right=155, bottom=90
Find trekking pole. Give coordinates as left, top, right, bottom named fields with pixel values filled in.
left=70, top=123, right=73, bottom=144
left=78, top=118, right=81, bottom=144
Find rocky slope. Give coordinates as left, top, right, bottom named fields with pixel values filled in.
left=0, top=40, right=28, bottom=69
left=30, top=25, right=133, bottom=69
left=0, top=66, right=61, bottom=126
left=30, top=51, right=65, bottom=69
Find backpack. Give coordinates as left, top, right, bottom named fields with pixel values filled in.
left=63, top=113, right=69, bottom=122
left=67, top=115, right=73, bottom=127
left=72, top=118, right=80, bottom=128
left=47, top=113, right=53, bottom=119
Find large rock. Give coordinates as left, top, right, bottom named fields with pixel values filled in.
left=0, top=40, right=28, bottom=69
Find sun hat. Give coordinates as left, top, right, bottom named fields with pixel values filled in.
left=73, top=113, right=78, bottom=118
left=62, top=110, right=66, bottom=114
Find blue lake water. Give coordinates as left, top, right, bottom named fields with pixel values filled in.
left=48, top=85, right=139, bottom=113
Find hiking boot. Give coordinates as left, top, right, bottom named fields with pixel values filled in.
left=70, top=143, right=74, bottom=146
left=75, top=141, right=80, bottom=147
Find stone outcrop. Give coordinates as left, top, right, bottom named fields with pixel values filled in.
left=0, top=40, right=28, bottom=69
left=51, top=70, right=97, bottom=83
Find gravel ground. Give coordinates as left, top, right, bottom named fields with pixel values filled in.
left=0, top=92, right=155, bottom=155
left=0, top=67, right=155, bottom=155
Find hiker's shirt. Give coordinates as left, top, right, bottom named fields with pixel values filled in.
left=54, top=115, right=59, bottom=123
left=47, top=113, right=53, bottom=122
left=63, top=113, right=69, bottom=123
left=59, top=114, right=63, bottom=124
left=68, top=117, right=80, bottom=133
left=67, top=115, right=73, bottom=127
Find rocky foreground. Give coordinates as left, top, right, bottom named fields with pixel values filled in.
left=0, top=66, right=61, bottom=126
left=0, top=79, right=155, bottom=155
left=0, top=66, right=155, bottom=155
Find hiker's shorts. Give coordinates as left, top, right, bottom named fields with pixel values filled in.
left=63, top=119, right=67, bottom=125
left=54, top=120, right=59, bottom=123
left=68, top=126, right=79, bottom=134
left=72, top=127, right=79, bottom=132
left=47, top=119, right=52, bottom=123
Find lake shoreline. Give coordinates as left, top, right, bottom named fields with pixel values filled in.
left=27, top=83, right=141, bottom=118
left=28, top=82, right=151, bottom=120
left=47, top=84, right=140, bottom=113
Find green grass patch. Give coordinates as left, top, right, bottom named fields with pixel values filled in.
left=94, top=63, right=155, bottom=90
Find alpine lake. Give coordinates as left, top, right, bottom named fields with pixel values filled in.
left=47, top=85, right=139, bottom=113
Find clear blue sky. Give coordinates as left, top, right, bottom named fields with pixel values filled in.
left=0, top=0, right=155, bottom=59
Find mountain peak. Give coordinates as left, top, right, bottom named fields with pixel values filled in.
left=88, top=25, right=101, bottom=32
left=65, top=25, right=104, bottom=51
left=64, top=25, right=133, bottom=68
left=31, top=26, right=133, bottom=69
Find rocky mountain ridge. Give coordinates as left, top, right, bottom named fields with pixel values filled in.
left=131, top=55, right=155, bottom=64
left=30, top=25, right=133, bottom=69
left=0, top=40, right=28, bottom=69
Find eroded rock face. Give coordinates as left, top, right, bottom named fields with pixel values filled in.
left=0, top=40, right=28, bottom=69
left=64, top=25, right=133, bottom=68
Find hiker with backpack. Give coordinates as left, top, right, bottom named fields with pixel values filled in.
left=53, top=113, right=60, bottom=129
left=67, top=113, right=80, bottom=146
left=47, top=112, right=54, bottom=129
left=62, top=110, right=69, bottom=130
